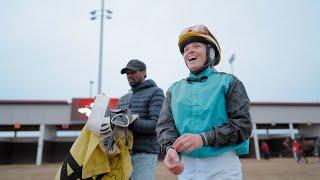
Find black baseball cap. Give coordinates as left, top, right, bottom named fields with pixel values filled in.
left=120, top=59, right=146, bottom=74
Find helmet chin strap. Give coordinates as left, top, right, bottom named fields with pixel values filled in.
left=208, top=45, right=216, bottom=67
left=190, top=44, right=216, bottom=75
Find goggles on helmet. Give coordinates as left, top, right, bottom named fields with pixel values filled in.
left=179, top=25, right=213, bottom=39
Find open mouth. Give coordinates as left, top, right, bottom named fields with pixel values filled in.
left=188, top=56, right=197, bottom=62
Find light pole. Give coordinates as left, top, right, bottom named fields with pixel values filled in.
left=90, top=0, right=112, bottom=94
left=89, top=80, right=94, bottom=97
left=229, top=53, right=235, bottom=74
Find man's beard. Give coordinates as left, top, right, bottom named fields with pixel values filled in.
left=129, top=79, right=140, bottom=87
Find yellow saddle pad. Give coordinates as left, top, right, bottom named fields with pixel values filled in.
left=55, top=124, right=133, bottom=180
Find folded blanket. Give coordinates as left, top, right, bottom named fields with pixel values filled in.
left=55, top=124, right=133, bottom=180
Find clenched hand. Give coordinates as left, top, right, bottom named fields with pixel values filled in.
left=164, top=148, right=184, bottom=175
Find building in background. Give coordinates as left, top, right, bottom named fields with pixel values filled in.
left=0, top=100, right=319, bottom=164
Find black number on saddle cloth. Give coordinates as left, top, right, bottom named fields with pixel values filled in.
left=60, top=152, right=106, bottom=180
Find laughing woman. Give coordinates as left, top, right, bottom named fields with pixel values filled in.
left=156, top=25, right=252, bottom=180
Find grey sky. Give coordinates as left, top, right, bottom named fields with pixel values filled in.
left=1, top=0, right=319, bottom=102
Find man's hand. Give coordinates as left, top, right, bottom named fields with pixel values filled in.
left=164, top=148, right=184, bottom=175
left=173, top=133, right=203, bottom=154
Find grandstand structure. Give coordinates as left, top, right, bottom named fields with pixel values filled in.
left=0, top=99, right=319, bottom=164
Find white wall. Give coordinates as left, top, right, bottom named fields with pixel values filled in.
left=250, top=105, right=320, bottom=124
left=0, top=104, right=71, bottom=125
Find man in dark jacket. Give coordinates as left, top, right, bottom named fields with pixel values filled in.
left=117, top=59, right=165, bottom=180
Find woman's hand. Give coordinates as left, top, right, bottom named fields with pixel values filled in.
left=173, top=133, right=204, bottom=154
left=164, top=148, right=184, bottom=175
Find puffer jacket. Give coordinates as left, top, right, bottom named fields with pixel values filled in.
left=117, top=79, right=165, bottom=154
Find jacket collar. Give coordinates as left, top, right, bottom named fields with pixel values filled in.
left=188, top=67, right=214, bottom=79
left=131, top=79, right=157, bottom=92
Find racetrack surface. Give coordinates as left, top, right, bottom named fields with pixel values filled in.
left=0, top=158, right=319, bottom=180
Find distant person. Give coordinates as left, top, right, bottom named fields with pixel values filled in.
left=283, top=138, right=291, bottom=150
left=282, top=137, right=292, bottom=157
left=117, top=59, right=165, bottom=180
left=301, top=138, right=309, bottom=163
left=157, top=24, right=252, bottom=179
left=315, top=136, right=320, bottom=163
left=293, top=139, right=301, bottom=163
left=293, top=139, right=307, bottom=163
left=260, top=141, right=270, bottom=160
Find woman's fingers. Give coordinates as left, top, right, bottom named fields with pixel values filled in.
left=173, top=133, right=203, bottom=154
left=164, top=148, right=184, bottom=175
left=173, top=133, right=189, bottom=151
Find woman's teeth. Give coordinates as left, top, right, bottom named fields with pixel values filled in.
left=189, top=56, right=197, bottom=61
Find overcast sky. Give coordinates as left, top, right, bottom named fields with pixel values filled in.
left=1, top=0, right=319, bottom=102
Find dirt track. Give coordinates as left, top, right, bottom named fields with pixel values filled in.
left=0, top=158, right=319, bottom=180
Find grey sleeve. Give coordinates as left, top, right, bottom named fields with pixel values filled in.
left=156, top=91, right=180, bottom=155
left=202, top=76, right=252, bottom=147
